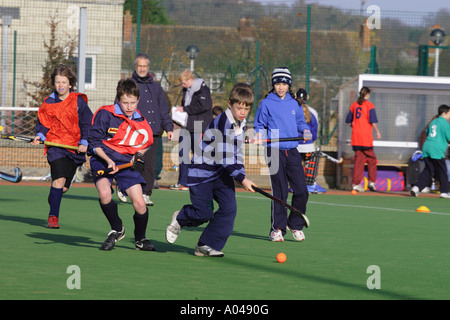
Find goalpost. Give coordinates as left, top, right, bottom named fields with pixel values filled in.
left=0, top=106, right=49, bottom=180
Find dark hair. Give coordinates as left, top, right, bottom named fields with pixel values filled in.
left=51, top=64, right=77, bottom=88
left=116, top=78, right=140, bottom=101
left=229, top=83, right=254, bottom=107
left=212, top=105, right=224, bottom=116
left=294, top=87, right=311, bottom=122
left=296, top=88, right=308, bottom=100
left=357, top=86, right=371, bottom=105
left=438, top=104, right=450, bottom=116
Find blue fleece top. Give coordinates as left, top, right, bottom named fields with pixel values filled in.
left=253, top=92, right=309, bottom=150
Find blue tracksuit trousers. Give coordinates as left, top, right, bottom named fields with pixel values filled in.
left=176, top=172, right=237, bottom=251
left=267, top=147, right=308, bottom=235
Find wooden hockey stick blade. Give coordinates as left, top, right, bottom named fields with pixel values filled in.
left=94, top=162, right=133, bottom=177
left=43, top=141, right=79, bottom=150
left=320, top=151, right=344, bottom=164
left=0, top=167, right=23, bottom=183
left=252, top=186, right=309, bottom=228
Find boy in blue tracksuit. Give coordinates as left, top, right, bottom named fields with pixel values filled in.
left=166, top=83, right=256, bottom=257
left=253, top=67, right=312, bottom=242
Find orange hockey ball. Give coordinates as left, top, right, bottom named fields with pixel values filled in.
left=276, top=252, right=287, bottom=263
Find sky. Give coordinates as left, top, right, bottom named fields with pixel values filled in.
left=256, top=0, right=450, bottom=13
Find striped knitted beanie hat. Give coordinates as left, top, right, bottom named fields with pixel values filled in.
left=271, top=67, right=292, bottom=86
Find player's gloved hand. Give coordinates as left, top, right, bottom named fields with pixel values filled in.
left=303, top=129, right=312, bottom=141
left=412, top=150, right=423, bottom=162
left=132, top=152, right=145, bottom=173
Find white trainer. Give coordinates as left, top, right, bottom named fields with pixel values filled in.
left=143, top=194, right=154, bottom=206
left=411, top=186, right=419, bottom=197
left=116, top=186, right=128, bottom=203
left=440, top=193, right=450, bottom=198
left=194, top=245, right=224, bottom=257
left=421, top=187, right=430, bottom=193
left=368, top=181, right=377, bottom=192
left=166, top=211, right=181, bottom=244
left=269, top=228, right=284, bottom=242
left=352, top=184, right=365, bottom=192
left=290, top=229, right=305, bottom=241
left=169, top=183, right=189, bottom=191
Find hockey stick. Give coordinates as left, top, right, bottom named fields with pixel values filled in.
left=75, top=164, right=93, bottom=182
left=320, top=151, right=343, bottom=164
left=245, top=137, right=305, bottom=144
left=252, top=186, right=310, bottom=228
left=0, top=167, right=23, bottom=183
left=93, top=162, right=134, bottom=177
left=245, top=135, right=343, bottom=164
left=0, top=134, right=79, bottom=150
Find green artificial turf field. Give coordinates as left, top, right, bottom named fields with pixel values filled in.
left=0, top=183, right=449, bottom=300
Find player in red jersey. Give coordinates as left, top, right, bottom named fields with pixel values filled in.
left=32, top=64, right=93, bottom=229
left=345, top=86, right=381, bottom=192
left=89, top=78, right=155, bottom=251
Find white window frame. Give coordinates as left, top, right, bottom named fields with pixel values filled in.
left=71, top=53, right=97, bottom=90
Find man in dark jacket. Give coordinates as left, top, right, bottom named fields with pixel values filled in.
left=117, top=53, right=173, bottom=205
left=170, top=69, right=213, bottom=190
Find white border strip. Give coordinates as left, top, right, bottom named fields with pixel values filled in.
left=308, top=201, right=450, bottom=216
left=372, top=140, right=418, bottom=148
left=235, top=193, right=450, bottom=217
left=345, top=139, right=418, bottom=148
left=0, top=107, right=39, bottom=111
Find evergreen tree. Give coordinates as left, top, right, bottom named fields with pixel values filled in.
left=124, top=0, right=171, bottom=25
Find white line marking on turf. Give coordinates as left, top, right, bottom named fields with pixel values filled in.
left=235, top=194, right=450, bottom=216
left=307, top=201, right=450, bottom=216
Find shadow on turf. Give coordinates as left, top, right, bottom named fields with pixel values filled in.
left=221, top=256, right=423, bottom=300
left=25, top=231, right=196, bottom=253
left=26, top=232, right=102, bottom=249
left=63, top=194, right=101, bottom=201
left=150, top=239, right=196, bottom=254
left=231, top=230, right=301, bottom=243
left=0, top=214, right=46, bottom=227
left=0, top=213, right=198, bottom=252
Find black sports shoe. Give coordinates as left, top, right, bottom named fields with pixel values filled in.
left=100, top=227, right=125, bottom=250
left=135, top=238, right=156, bottom=251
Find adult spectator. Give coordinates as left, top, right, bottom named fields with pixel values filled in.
left=170, top=69, right=213, bottom=190
left=117, top=53, right=173, bottom=205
